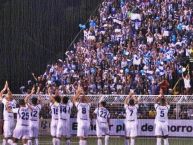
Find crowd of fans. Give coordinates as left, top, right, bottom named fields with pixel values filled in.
left=21, top=0, right=193, bottom=96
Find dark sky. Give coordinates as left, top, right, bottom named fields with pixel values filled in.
left=0, top=0, right=101, bottom=92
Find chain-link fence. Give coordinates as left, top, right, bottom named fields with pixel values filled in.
left=1, top=94, right=193, bottom=120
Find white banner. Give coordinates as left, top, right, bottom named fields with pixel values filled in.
left=39, top=119, right=193, bottom=137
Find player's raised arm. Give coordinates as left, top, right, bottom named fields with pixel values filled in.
left=73, top=85, right=82, bottom=103
left=124, top=96, right=130, bottom=105
left=37, top=87, right=43, bottom=105
left=83, top=93, right=90, bottom=103
left=6, top=81, right=12, bottom=94
left=0, top=81, right=8, bottom=101
left=25, top=87, right=35, bottom=111
left=155, top=95, right=162, bottom=104
left=124, top=92, right=134, bottom=105
left=80, top=86, right=90, bottom=104
left=6, top=82, right=15, bottom=102
left=25, top=86, right=35, bottom=104
left=131, top=94, right=138, bottom=104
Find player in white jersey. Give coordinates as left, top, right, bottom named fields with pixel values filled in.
left=73, top=85, right=90, bottom=145
left=93, top=101, right=110, bottom=145
left=154, top=91, right=170, bottom=145
left=12, top=98, right=31, bottom=145
left=48, top=87, right=61, bottom=145
left=0, top=81, right=17, bottom=145
left=26, top=87, right=42, bottom=145
left=56, top=96, right=73, bottom=145
left=124, top=93, right=138, bottom=145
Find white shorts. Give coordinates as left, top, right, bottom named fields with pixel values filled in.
left=77, top=120, right=90, bottom=137
left=3, top=119, right=15, bottom=138
left=29, top=121, right=39, bottom=138
left=96, top=122, right=109, bottom=137
left=51, top=119, right=58, bottom=137
left=13, top=125, right=29, bottom=139
left=125, top=120, right=138, bottom=137
left=57, top=120, right=71, bottom=138
left=155, top=122, right=169, bottom=136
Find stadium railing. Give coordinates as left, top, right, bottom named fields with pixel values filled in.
left=2, top=94, right=193, bottom=119
left=1, top=94, right=193, bottom=136
left=11, top=94, right=193, bottom=104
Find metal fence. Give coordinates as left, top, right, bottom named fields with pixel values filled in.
left=0, top=94, right=192, bottom=120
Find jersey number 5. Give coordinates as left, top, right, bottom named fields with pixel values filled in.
left=160, top=110, right=165, bottom=117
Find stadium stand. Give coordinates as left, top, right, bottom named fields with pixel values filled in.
left=20, top=0, right=193, bottom=96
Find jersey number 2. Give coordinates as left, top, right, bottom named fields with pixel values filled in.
left=31, top=110, right=38, bottom=117
left=100, top=111, right=107, bottom=118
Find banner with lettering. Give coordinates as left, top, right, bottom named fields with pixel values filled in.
left=39, top=119, right=193, bottom=137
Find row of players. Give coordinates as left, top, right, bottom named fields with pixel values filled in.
left=0, top=81, right=170, bottom=145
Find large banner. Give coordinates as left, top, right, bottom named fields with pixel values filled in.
left=39, top=119, right=193, bottom=137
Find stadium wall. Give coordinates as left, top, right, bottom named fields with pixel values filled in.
left=38, top=119, right=193, bottom=137
left=1, top=118, right=193, bottom=137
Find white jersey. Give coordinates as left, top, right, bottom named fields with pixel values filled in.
left=50, top=103, right=59, bottom=120
left=124, top=104, right=138, bottom=121
left=58, top=101, right=73, bottom=120
left=13, top=106, right=30, bottom=126
left=29, top=104, right=41, bottom=122
left=2, top=98, right=17, bottom=121
left=94, top=107, right=110, bottom=123
left=75, top=102, right=90, bottom=121
left=155, top=104, right=170, bottom=123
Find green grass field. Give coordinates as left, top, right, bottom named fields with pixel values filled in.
left=1, top=136, right=193, bottom=145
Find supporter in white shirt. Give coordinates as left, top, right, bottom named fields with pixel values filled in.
left=146, top=32, right=154, bottom=44
left=182, top=71, right=191, bottom=95
left=133, top=54, right=141, bottom=66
